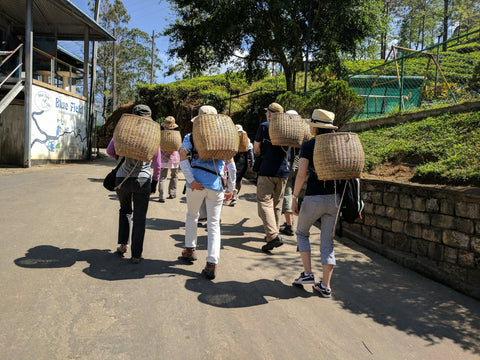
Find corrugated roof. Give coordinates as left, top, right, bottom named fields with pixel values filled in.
left=0, top=0, right=114, bottom=41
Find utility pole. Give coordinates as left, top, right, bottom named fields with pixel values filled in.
left=88, top=0, right=101, bottom=158
left=150, top=30, right=155, bottom=85
left=112, top=27, right=117, bottom=111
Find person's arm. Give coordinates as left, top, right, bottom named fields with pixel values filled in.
left=179, top=147, right=204, bottom=191
left=292, top=157, right=309, bottom=216
left=253, top=141, right=261, bottom=154
left=247, top=146, right=254, bottom=167
left=150, top=148, right=162, bottom=194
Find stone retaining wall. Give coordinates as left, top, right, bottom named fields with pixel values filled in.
left=342, top=179, right=480, bottom=300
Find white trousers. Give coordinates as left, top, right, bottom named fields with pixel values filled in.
left=185, top=187, right=224, bottom=264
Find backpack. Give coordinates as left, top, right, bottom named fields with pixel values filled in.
left=340, top=178, right=364, bottom=223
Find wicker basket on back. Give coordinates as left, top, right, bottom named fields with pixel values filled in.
left=313, top=132, right=365, bottom=180
left=238, top=132, right=249, bottom=152
left=192, top=114, right=239, bottom=159
left=160, top=130, right=182, bottom=152
left=113, top=114, right=161, bottom=161
left=269, top=113, right=305, bottom=148
left=302, top=119, right=313, bottom=143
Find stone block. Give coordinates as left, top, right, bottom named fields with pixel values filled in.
left=454, top=218, right=474, bottom=234
left=371, top=227, right=383, bottom=243
left=364, top=203, right=374, bottom=215
left=391, top=208, right=409, bottom=221
left=412, top=238, right=429, bottom=257
left=383, top=231, right=396, bottom=248
left=472, top=237, right=480, bottom=254
left=444, top=246, right=458, bottom=264
left=364, top=215, right=376, bottom=226
left=399, top=194, right=413, bottom=209
left=456, top=201, right=480, bottom=220
left=413, top=197, right=426, bottom=212
left=362, top=191, right=372, bottom=202
left=361, top=225, right=371, bottom=238
left=377, top=217, right=392, bottom=231
left=442, top=230, right=470, bottom=250
left=440, top=199, right=455, bottom=215
left=409, top=210, right=430, bottom=225
left=383, top=193, right=399, bottom=207
left=467, top=268, right=480, bottom=285
left=458, top=250, right=475, bottom=268
left=385, top=206, right=396, bottom=218
left=428, top=242, right=444, bottom=262
left=431, top=214, right=455, bottom=229
left=374, top=205, right=386, bottom=217
left=405, top=223, right=422, bottom=238
left=395, top=234, right=411, bottom=252
left=392, top=220, right=404, bottom=233
left=426, top=198, right=440, bottom=213
left=372, top=192, right=383, bottom=204
left=422, top=227, right=441, bottom=243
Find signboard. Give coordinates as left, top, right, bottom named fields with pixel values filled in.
left=30, top=85, right=87, bottom=160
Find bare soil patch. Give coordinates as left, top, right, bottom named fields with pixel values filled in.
left=362, top=162, right=416, bottom=183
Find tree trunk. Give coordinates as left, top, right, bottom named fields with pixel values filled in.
left=442, top=0, right=449, bottom=51
left=283, top=64, right=296, bottom=92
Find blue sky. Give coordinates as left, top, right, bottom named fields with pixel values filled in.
left=68, top=0, right=177, bottom=83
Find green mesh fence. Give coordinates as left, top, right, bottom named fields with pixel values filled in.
left=346, top=28, right=480, bottom=119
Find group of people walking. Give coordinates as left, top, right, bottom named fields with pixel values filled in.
left=107, top=102, right=343, bottom=297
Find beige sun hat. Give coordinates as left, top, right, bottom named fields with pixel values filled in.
left=192, top=105, right=218, bottom=122
left=162, top=116, right=179, bottom=129
left=286, top=110, right=298, bottom=115
left=306, top=109, right=337, bottom=130
left=264, top=102, right=284, bottom=113
left=235, top=124, right=246, bottom=132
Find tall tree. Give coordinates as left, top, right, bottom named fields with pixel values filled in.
left=164, top=0, right=383, bottom=91
left=90, top=0, right=163, bottom=116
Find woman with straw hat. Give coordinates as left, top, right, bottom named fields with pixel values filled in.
left=158, top=116, right=180, bottom=202
left=291, top=109, right=345, bottom=298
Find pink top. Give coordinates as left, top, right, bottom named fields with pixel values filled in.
left=161, top=150, right=180, bottom=169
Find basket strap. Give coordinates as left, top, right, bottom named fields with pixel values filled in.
left=331, top=181, right=348, bottom=237
left=114, top=160, right=140, bottom=190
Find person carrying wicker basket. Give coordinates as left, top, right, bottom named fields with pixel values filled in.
left=158, top=116, right=181, bottom=202
left=291, top=109, right=345, bottom=298
left=253, top=102, right=291, bottom=252
left=178, top=105, right=236, bottom=279
left=106, top=104, right=162, bottom=264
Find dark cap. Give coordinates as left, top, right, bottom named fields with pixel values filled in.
left=265, top=102, right=284, bottom=113
left=132, top=104, right=152, bottom=117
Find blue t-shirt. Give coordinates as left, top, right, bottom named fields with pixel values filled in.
left=254, top=121, right=290, bottom=178
left=299, top=138, right=344, bottom=196
left=181, top=133, right=225, bottom=191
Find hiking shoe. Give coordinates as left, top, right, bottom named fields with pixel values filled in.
left=181, top=247, right=197, bottom=261
left=229, top=199, right=237, bottom=207
left=293, top=272, right=315, bottom=285
left=261, top=236, right=284, bottom=252
left=280, top=226, right=294, bottom=236
left=131, top=257, right=142, bottom=264
left=167, top=195, right=176, bottom=199
left=313, top=281, right=332, bottom=298
left=203, top=262, right=217, bottom=279
left=159, top=199, right=165, bottom=203
left=116, top=244, right=128, bottom=256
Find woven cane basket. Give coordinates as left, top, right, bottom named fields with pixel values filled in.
left=313, top=132, right=365, bottom=180
left=113, top=114, right=161, bottom=161
left=302, top=119, right=313, bottom=143
left=160, top=130, right=182, bottom=152
left=192, top=114, right=239, bottom=159
left=238, top=132, right=249, bottom=152
left=269, top=113, right=305, bottom=148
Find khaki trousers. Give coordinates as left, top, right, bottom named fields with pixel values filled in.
left=256, top=176, right=288, bottom=241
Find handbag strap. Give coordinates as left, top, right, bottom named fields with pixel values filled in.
left=114, top=158, right=139, bottom=191
left=114, top=156, right=125, bottom=171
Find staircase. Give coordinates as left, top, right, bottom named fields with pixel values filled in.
left=0, top=45, right=25, bottom=115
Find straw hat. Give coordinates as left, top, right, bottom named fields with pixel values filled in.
left=306, top=109, right=337, bottom=130
left=235, top=124, right=245, bottom=132
left=192, top=105, right=218, bottom=122
left=162, top=116, right=178, bottom=129
left=265, top=102, right=284, bottom=113
left=286, top=110, right=298, bottom=115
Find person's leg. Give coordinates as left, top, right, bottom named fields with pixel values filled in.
left=116, top=178, right=133, bottom=247
left=169, top=168, right=178, bottom=198
left=319, top=194, right=340, bottom=289
left=272, top=177, right=288, bottom=231
left=158, top=168, right=168, bottom=201
left=204, top=189, right=224, bottom=265
left=185, top=187, right=206, bottom=248
left=256, top=176, right=278, bottom=242
left=130, top=178, right=150, bottom=259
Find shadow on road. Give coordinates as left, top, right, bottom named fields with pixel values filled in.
left=185, top=278, right=312, bottom=308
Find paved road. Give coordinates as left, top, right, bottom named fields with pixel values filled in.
left=0, top=153, right=479, bottom=360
